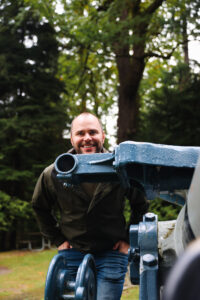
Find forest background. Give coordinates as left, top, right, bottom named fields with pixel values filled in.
left=0, top=0, right=200, bottom=251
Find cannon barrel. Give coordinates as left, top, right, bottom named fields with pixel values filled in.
left=160, top=159, right=200, bottom=298
left=174, top=158, right=200, bottom=254
left=157, top=157, right=200, bottom=289
left=163, top=238, right=200, bottom=300
left=55, top=141, right=200, bottom=201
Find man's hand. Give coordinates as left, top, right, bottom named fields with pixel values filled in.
left=113, top=240, right=129, bottom=254
left=58, top=241, right=72, bottom=250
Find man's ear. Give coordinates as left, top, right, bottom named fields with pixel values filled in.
left=102, top=131, right=106, bottom=143
left=70, top=135, right=73, bottom=147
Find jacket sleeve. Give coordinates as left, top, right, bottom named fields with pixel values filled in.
left=128, top=186, right=149, bottom=225
left=32, top=167, right=66, bottom=247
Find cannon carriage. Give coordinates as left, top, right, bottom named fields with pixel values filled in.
left=45, top=141, right=200, bottom=300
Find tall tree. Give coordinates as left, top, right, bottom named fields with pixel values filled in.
left=137, top=0, right=200, bottom=145
left=0, top=0, right=68, bottom=250
left=25, top=0, right=200, bottom=142
left=138, top=62, right=200, bottom=146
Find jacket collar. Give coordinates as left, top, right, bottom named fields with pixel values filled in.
left=68, top=147, right=108, bottom=154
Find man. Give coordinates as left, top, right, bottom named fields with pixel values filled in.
left=32, top=112, right=148, bottom=299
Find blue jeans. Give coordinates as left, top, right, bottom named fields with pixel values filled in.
left=59, top=249, right=128, bottom=300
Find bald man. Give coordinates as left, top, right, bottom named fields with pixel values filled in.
left=32, top=112, right=148, bottom=300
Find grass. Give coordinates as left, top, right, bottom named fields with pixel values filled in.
left=0, top=249, right=139, bottom=300
left=0, top=249, right=56, bottom=300
left=122, top=288, right=139, bottom=300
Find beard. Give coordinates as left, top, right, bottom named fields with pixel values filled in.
left=76, top=142, right=103, bottom=154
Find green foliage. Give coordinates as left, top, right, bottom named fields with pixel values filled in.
left=138, top=62, right=200, bottom=146
left=124, top=198, right=131, bottom=223
left=0, top=191, right=32, bottom=231
left=24, top=0, right=200, bottom=143
left=0, top=0, right=68, bottom=246
left=55, top=0, right=118, bottom=126
left=124, top=195, right=181, bottom=222
left=149, top=198, right=181, bottom=221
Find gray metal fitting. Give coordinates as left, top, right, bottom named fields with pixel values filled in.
left=145, top=213, right=156, bottom=222
left=142, top=254, right=157, bottom=266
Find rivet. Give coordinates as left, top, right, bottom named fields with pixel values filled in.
left=145, top=213, right=155, bottom=221
left=142, top=254, right=157, bottom=266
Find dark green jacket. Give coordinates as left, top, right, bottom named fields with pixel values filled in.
left=32, top=150, right=148, bottom=253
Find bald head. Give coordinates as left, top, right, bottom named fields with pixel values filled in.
left=71, top=112, right=103, bottom=134
left=70, top=113, right=105, bottom=154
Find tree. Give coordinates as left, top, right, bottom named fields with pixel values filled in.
left=0, top=0, right=68, bottom=250
left=136, top=0, right=200, bottom=143
left=24, top=0, right=200, bottom=142
left=138, top=62, right=200, bottom=146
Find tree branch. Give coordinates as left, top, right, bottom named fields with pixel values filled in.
left=146, top=0, right=164, bottom=14
left=144, top=37, right=194, bottom=60
left=132, top=0, right=142, bottom=14
left=144, top=44, right=178, bottom=59
left=97, top=0, right=113, bottom=12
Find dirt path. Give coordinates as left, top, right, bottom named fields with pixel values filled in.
left=0, top=266, right=11, bottom=275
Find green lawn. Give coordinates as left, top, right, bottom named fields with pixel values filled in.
left=0, top=249, right=139, bottom=300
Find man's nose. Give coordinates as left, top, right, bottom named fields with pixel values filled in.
left=84, top=133, right=92, bottom=141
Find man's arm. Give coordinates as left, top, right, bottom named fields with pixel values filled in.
left=113, top=186, right=148, bottom=255
left=128, top=187, right=149, bottom=225
left=113, top=240, right=129, bottom=254
left=32, top=167, right=67, bottom=248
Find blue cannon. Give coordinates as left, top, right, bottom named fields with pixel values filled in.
left=45, top=252, right=96, bottom=300
left=45, top=141, right=200, bottom=300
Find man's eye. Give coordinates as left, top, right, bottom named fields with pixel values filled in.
left=89, top=131, right=97, bottom=135
left=77, top=132, right=84, bottom=136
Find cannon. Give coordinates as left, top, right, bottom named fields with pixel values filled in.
left=163, top=238, right=200, bottom=300
left=45, top=252, right=97, bottom=300
left=45, top=141, right=200, bottom=300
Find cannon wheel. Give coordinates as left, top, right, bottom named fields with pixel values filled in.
left=163, top=239, right=200, bottom=300
left=75, top=254, right=97, bottom=300
left=45, top=252, right=97, bottom=300
left=44, top=252, right=68, bottom=300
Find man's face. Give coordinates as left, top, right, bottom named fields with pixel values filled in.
left=70, top=114, right=105, bottom=154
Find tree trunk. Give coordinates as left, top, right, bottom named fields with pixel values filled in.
left=115, top=42, right=145, bottom=142
left=182, top=15, right=189, bottom=65
left=116, top=56, right=145, bottom=142
left=112, top=2, right=154, bottom=142
left=0, top=230, right=16, bottom=251
left=179, top=14, right=190, bottom=91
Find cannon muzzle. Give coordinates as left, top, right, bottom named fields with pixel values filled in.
left=55, top=153, right=78, bottom=174
left=54, top=152, right=118, bottom=185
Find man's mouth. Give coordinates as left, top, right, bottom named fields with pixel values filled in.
left=80, top=144, right=96, bottom=152
left=82, top=145, right=96, bottom=150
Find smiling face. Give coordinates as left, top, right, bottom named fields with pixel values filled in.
left=70, top=113, right=105, bottom=154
